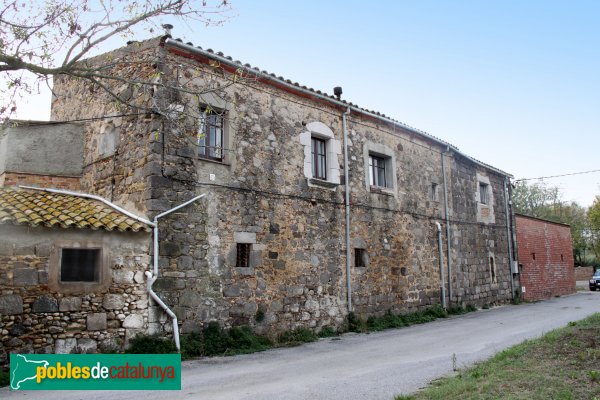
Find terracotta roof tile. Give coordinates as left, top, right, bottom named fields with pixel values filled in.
left=0, top=188, right=151, bottom=233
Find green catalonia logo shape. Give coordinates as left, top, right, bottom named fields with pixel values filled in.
left=10, top=354, right=181, bottom=390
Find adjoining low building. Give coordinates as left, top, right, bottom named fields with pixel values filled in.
left=0, top=187, right=152, bottom=363
left=515, top=214, right=575, bottom=301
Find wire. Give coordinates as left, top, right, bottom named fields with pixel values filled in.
left=10, top=112, right=150, bottom=125
left=514, top=169, right=600, bottom=182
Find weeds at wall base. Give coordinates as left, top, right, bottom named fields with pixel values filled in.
left=350, top=304, right=479, bottom=334
left=123, top=303, right=481, bottom=361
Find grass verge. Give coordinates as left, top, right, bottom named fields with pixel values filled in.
left=395, top=312, right=600, bottom=400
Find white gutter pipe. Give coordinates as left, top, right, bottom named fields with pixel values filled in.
left=150, top=193, right=206, bottom=351
left=342, top=107, right=352, bottom=312
left=435, top=222, right=447, bottom=309
left=19, top=185, right=155, bottom=227
left=440, top=150, right=452, bottom=305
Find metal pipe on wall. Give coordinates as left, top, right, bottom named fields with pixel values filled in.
left=435, top=222, right=447, bottom=309
left=441, top=149, right=453, bottom=305
left=342, top=107, right=352, bottom=312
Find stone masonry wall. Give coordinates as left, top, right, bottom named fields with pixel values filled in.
left=449, top=158, right=513, bottom=305
left=516, top=214, right=575, bottom=301
left=0, top=225, right=151, bottom=364
left=48, top=38, right=516, bottom=337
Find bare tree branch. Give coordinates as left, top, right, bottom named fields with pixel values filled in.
left=0, top=0, right=233, bottom=119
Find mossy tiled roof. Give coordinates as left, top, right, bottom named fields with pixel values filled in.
left=0, top=187, right=150, bottom=232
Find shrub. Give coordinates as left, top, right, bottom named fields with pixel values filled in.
left=226, top=326, right=272, bottom=355
left=347, top=311, right=366, bottom=332
left=278, top=327, right=318, bottom=346
left=180, top=332, right=204, bottom=360
left=318, top=326, right=337, bottom=338
left=125, top=335, right=178, bottom=354
left=203, top=321, right=232, bottom=356
left=202, top=322, right=272, bottom=356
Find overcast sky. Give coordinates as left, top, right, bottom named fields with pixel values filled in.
left=15, top=0, right=600, bottom=206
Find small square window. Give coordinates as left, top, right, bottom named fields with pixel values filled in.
left=431, top=183, right=438, bottom=201
left=236, top=243, right=251, bottom=268
left=60, top=248, right=100, bottom=282
left=311, top=137, right=327, bottom=180
left=198, top=106, right=225, bottom=161
left=479, top=182, right=489, bottom=205
left=355, top=248, right=367, bottom=268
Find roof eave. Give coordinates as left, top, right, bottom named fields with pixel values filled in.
left=163, top=38, right=513, bottom=178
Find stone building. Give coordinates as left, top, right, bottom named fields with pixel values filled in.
left=3, top=35, right=520, bottom=346
left=515, top=214, right=575, bottom=301
left=0, top=186, right=151, bottom=362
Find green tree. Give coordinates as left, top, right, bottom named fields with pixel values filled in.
left=587, top=196, right=600, bottom=261
left=512, top=181, right=589, bottom=264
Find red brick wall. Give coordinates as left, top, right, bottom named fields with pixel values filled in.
left=516, top=214, right=575, bottom=301
left=0, top=172, right=80, bottom=191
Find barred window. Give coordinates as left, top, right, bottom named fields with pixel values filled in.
left=236, top=243, right=251, bottom=268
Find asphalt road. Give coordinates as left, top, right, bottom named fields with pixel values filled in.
left=4, top=292, right=599, bottom=400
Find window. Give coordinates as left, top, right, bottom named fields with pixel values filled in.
left=198, top=107, right=225, bottom=161
left=489, top=255, right=496, bottom=283
left=355, top=248, right=367, bottom=268
left=561, top=254, right=564, bottom=262
left=369, top=155, right=387, bottom=187
left=363, top=142, right=397, bottom=195
left=311, top=137, right=327, bottom=180
left=300, top=122, right=341, bottom=188
left=60, top=248, right=100, bottom=282
left=532, top=252, right=536, bottom=260
left=479, top=182, right=489, bottom=205
left=431, top=183, right=438, bottom=201
left=236, top=243, right=251, bottom=268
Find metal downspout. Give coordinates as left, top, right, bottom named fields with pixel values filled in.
left=150, top=193, right=206, bottom=351
left=435, top=222, right=447, bottom=309
left=342, top=107, right=352, bottom=312
left=441, top=150, right=453, bottom=305
left=504, top=178, right=516, bottom=299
